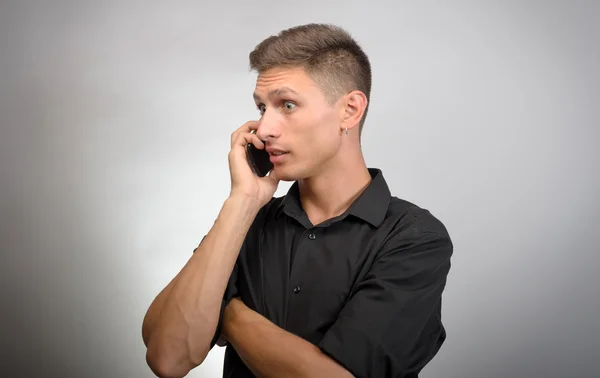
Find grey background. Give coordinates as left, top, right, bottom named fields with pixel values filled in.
left=1, top=1, right=598, bottom=377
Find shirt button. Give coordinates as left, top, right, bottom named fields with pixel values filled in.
left=308, top=233, right=316, bottom=240
left=293, top=286, right=301, bottom=294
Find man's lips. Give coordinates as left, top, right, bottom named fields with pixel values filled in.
left=269, top=151, right=289, bottom=163
left=266, top=147, right=289, bottom=156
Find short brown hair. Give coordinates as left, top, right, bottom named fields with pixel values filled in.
left=249, top=23, right=372, bottom=137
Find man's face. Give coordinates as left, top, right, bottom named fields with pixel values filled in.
left=253, top=66, right=344, bottom=181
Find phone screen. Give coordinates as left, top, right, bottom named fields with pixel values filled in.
left=246, top=143, right=273, bottom=177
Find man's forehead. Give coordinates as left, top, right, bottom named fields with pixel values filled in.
left=253, top=67, right=317, bottom=99
left=253, top=86, right=301, bottom=101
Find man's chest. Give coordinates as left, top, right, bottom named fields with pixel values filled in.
left=235, top=220, right=384, bottom=345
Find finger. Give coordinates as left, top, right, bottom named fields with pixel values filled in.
left=231, top=120, right=260, bottom=147
left=234, top=131, right=264, bottom=149
left=244, top=120, right=260, bottom=133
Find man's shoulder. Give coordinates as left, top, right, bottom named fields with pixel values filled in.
left=257, top=196, right=285, bottom=218
left=386, top=196, right=451, bottom=241
left=252, top=192, right=451, bottom=242
left=245, top=196, right=285, bottom=232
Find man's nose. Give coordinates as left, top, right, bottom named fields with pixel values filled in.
left=255, top=110, right=279, bottom=141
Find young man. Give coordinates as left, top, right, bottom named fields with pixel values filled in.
left=142, top=24, right=453, bottom=378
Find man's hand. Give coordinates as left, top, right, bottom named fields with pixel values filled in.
left=228, top=120, right=279, bottom=207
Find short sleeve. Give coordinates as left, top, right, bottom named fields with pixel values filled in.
left=319, top=228, right=453, bottom=378
left=193, top=235, right=240, bottom=349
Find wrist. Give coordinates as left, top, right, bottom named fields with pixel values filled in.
left=226, top=194, right=263, bottom=214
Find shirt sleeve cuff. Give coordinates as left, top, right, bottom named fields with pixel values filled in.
left=319, top=317, right=390, bottom=378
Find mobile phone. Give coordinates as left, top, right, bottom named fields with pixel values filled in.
left=246, top=142, right=273, bottom=177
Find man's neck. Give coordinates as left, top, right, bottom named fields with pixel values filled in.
left=297, top=158, right=372, bottom=226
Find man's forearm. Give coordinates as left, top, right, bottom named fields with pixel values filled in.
left=144, top=195, right=261, bottom=377
left=222, top=299, right=353, bottom=378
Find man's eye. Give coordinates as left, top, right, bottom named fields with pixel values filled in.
left=257, top=104, right=266, bottom=114
left=283, top=101, right=296, bottom=111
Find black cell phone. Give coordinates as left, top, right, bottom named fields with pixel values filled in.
left=246, top=142, right=273, bottom=177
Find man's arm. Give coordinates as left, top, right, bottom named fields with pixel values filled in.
left=222, top=298, right=354, bottom=378
left=142, top=195, right=261, bottom=378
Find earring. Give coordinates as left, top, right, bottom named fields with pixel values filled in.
left=345, top=127, right=348, bottom=135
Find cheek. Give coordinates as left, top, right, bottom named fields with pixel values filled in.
left=300, top=114, right=340, bottom=158
left=317, top=110, right=341, bottom=142
left=303, top=108, right=339, bottom=136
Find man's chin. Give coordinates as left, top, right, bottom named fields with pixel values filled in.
left=271, top=166, right=300, bottom=182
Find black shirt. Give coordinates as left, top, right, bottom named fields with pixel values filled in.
left=207, top=168, right=453, bottom=378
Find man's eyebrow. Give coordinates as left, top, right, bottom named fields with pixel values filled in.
left=253, top=87, right=300, bottom=102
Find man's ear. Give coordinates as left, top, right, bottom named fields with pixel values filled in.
left=340, top=90, right=368, bottom=133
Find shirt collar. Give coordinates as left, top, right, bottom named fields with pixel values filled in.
left=276, top=168, right=391, bottom=228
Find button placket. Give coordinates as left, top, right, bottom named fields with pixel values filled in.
left=286, top=229, right=317, bottom=328
left=292, top=230, right=316, bottom=294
